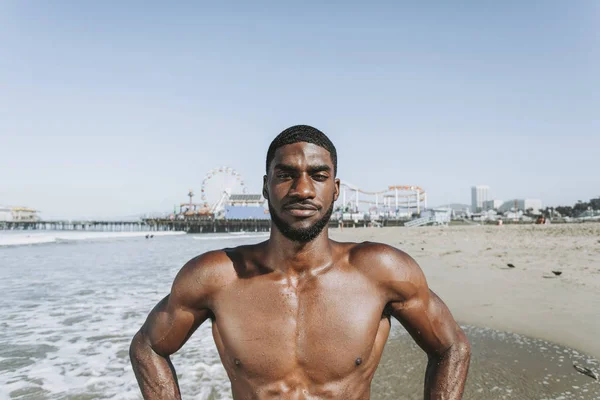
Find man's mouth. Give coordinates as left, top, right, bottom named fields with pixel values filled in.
left=284, top=204, right=319, bottom=217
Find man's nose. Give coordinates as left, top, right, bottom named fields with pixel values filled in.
left=290, top=174, right=316, bottom=199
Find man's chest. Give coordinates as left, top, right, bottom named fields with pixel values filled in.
left=209, top=272, right=389, bottom=380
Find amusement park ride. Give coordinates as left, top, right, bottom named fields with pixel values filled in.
left=178, top=167, right=249, bottom=218
left=337, top=181, right=427, bottom=218
left=177, top=167, right=428, bottom=220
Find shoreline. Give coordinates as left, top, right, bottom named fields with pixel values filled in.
left=330, top=224, right=600, bottom=360
left=0, top=230, right=185, bottom=247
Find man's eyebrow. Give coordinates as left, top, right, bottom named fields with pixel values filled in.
left=273, top=164, right=332, bottom=173
left=273, top=163, right=298, bottom=172
left=307, top=165, right=331, bottom=173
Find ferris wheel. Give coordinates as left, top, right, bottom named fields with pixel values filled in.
left=201, top=166, right=247, bottom=212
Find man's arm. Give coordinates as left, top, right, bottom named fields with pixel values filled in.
left=394, top=288, right=471, bottom=399
left=363, top=243, right=471, bottom=399
left=129, top=252, right=224, bottom=399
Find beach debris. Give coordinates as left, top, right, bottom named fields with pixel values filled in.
left=507, top=263, right=516, bottom=268
left=551, top=270, right=562, bottom=276
left=573, top=363, right=599, bottom=380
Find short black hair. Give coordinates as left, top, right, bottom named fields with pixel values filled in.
left=266, top=125, right=337, bottom=176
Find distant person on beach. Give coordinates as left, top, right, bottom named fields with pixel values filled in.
left=130, top=125, right=471, bottom=399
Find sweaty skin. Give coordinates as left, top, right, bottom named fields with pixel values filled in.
left=130, top=142, right=471, bottom=399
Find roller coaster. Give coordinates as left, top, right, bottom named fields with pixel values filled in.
left=336, top=180, right=427, bottom=218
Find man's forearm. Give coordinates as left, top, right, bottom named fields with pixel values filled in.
left=130, top=331, right=182, bottom=400
left=424, top=340, right=471, bottom=399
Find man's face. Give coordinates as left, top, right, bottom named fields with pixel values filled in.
left=264, top=142, right=340, bottom=243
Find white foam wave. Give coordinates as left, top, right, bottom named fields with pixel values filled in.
left=0, top=236, right=234, bottom=399
left=0, top=231, right=185, bottom=247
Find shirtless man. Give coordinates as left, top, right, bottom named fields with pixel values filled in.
left=130, top=125, right=471, bottom=399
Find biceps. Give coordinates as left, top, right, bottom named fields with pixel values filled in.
left=391, top=290, right=462, bottom=357
left=142, top=295, right=211, bottom=357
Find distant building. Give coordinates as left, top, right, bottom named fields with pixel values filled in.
left=224, top=206, right=270, bottom=220
left=228, top=194, right=265, bottom=207
left=437, top=203, right=471, bottom=218
left=421, top=208, right=452, bottom=225
left=437, top=203, right=471, bottom=212
left=224, top=194, right=269, bottom=220
left=12, top=207, right=40, bottom=221
left=0, top=206, right=40, bottom=222
left=483, top=199, right=503, bottom=210
left=471, top=185, right=489, bottom=212
left=498, top=199, right=543, bottom=214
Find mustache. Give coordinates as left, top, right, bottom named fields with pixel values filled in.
left=283, top=200, right=321, bottom=210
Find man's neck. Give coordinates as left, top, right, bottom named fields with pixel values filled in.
left=266, top=227, right=334, bottom=276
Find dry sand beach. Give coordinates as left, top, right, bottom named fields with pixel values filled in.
left=331, top=223, right=600, bottom=359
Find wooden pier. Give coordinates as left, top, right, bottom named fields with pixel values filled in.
left=1, top=217, right=408, bottom=234
left=143, top=217, right=407, bottom=233
left=143, top=218, right=272, bottom=234
left=0, top=220, right=150, bottom=231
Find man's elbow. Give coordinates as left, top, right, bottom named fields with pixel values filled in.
left=130, top=329, right=172, bottom=363
left=432, top=333, right=471, bottom=364
left=129, top=330, right=149, bottom=365
left=456, top=337, right=471, bottom=359
left=449, top=333, right=471, bottom=364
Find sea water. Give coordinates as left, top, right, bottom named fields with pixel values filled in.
left=0, top=233, right=598, bottom=399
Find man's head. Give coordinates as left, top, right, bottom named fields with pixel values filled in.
left=264, top=125, right=340, bottom=243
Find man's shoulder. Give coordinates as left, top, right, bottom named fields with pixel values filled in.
left=177, top=249, right=233, bottom=279
left=175, top=245, right=260, bottom=288
left=344, top=241, right=425, bottom=289
left=347, top=241, right=414, bottom=269
left=169, top=243, right=268, bottom=309
left=176, top=243, right=263, bottom=281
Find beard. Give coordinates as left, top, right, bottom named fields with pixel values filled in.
left=268, top=199, right=334, bottom=243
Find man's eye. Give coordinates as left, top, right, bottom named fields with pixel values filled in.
left=313, top=175, right=328, bottom=181
left=277, top=173, right=292, bottom=179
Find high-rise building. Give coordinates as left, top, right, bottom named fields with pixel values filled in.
left=471, top=185, right=489, bottom=212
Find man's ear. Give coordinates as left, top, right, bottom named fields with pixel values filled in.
left=333, top=178, right=340, bottom=201
left=262, top=175, right=269, bottom=200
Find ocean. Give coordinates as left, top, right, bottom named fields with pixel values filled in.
left=0, top=232, right=598, bottom=399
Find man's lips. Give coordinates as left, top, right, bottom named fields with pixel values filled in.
left=284, top=204, right=319, bottom=217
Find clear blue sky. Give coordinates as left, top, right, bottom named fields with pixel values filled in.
left=1, top=1, right=598, bottom=219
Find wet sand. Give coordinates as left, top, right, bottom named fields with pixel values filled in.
left=372, top=324, right=600, bottom=399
